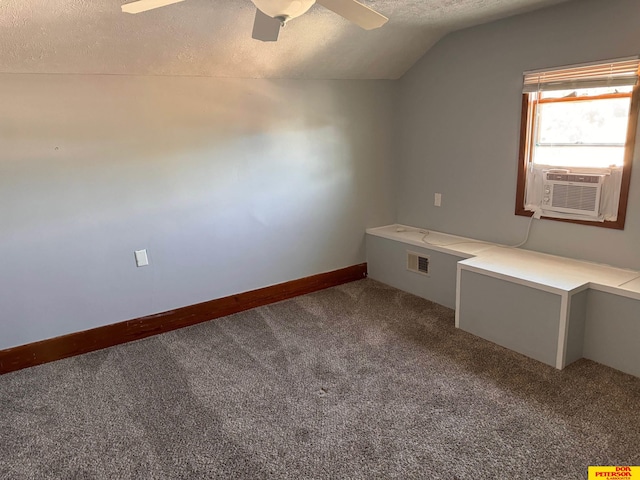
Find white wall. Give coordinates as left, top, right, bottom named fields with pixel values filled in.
left=397, top=0, right=640, bottom=270
left=0, top=74, right=397, bottom=349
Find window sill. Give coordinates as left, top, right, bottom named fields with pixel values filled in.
left=515, top=207, right=625, bottom=230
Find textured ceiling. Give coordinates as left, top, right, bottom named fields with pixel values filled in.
left=0, top=0, right=568, bottom=79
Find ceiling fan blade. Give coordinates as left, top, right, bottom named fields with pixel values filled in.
left=121, top=0, right=186, bottom=14
left=316, top=0, right=388, bottom=30
left=252, top=9, right=282, bottom=42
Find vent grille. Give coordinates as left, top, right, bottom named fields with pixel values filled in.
left=407, top=251, right=429, bottom=276
left=551, top=184, right=598, bottom=212
left=542, top=172, right=604, bottom=217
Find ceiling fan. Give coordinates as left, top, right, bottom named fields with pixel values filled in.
left=121, top=0, right=389, bottom=42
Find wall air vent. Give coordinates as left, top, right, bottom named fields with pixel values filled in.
left=542, top=172, right=605, bottom=217
left=407, top=251, right=430, bottom=276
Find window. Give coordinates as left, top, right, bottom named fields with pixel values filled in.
left=515, top=57, right=640, bottom=229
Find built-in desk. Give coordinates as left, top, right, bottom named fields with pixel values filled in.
left=366, top=224, right=640, bottom=377
left=366, top=226, right=494, bottom=309
left=456, top=248, right=637, bottom=369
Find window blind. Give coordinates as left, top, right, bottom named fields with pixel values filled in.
left=523, top=57, right=640, bottom=93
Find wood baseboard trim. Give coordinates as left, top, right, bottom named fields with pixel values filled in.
left=0, top=263, right=367, bottom=376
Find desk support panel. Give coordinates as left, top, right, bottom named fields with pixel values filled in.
left=458, top=269, right=562, bottom=367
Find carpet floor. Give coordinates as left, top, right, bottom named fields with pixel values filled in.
left=1, top=278, right=639, bottom=479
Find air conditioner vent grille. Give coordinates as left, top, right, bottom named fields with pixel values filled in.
left=551, top=184, right=598, bottom=212
left=542, top=172, right=604, bottom=217
left=407, top=251, right=429, bottom=276
left=418, top=256, right=429, bottom=272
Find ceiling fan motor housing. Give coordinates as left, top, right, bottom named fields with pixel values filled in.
left=251, top=0, right=316, bottom=20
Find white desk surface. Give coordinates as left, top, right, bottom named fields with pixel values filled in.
left=592, top=275, right=640, bottom=300
left=366, top=224, right=496, bottom=258
left=367, top=224, right=640, bottom=298
left=460, top=247, right=638, bottom=294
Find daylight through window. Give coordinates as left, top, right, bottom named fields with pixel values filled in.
left=516, top=57, right=640, bottom=229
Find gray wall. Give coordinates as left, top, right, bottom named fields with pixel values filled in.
left=0, top=74, right=397, bottom=349
left=584, top=290, right=640, bottom=378
left=366, top=235, right=464, bottom=309
left=397, top=0, right=640, bottom=270
left=5, top=0, right=640, bottom=352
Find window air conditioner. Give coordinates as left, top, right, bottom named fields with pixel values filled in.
left=542, top=172, right=605, bottom=217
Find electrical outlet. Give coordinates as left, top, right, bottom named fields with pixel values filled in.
left=434, top=193, right=442, bottom=207
left=135, top=249, right=149, bottom=267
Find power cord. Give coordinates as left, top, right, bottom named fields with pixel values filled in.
left=502, top=214, right=536, bottom=248
left=419, top=230, right=488, bottom=248
left=418, top=214, right=536, bottom=249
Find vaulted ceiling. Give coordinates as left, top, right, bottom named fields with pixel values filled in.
left=1, top=0, right=568, bottom=79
